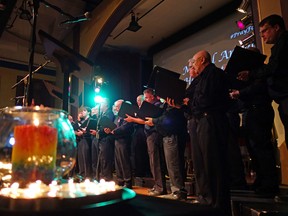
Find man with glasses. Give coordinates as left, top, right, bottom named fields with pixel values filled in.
left=187, top=50, right=231, bottom=215
left=259, top=14, right=288, bottom=148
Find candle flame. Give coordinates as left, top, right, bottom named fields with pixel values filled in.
left=0, top=179, right=118, bottom=199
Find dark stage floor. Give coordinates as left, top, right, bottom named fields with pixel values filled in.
left=132, top=177, right=288, bottom=216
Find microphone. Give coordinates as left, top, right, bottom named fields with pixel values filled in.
left=60, top=12, right=91, bottom=24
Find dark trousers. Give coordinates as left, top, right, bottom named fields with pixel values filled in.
left=226, top=112, right=246, bottom=188
left=99, top=136, right=115, bottom=181
left=131, top=126, right=150, bottom=177
left=243, top=104, right=279, bottom=188
left=146, top=131, right=166, bottom=193
left=189, top=113, right=231, bottom=215
left=115, top=137, right=132, bottom=185
left=77, top=137, right=92, bottom=178
left=91, top=137, right=99, bottom=178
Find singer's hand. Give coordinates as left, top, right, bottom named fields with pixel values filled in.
left=90, top=129, right=97, bottom=136
left=104, top=128, right=112, bottom=134
left=145, top=117, right=154, bottom=126
left=229, top=90, right=240, bottom=99
left=183, top=97, right=189, bottom=105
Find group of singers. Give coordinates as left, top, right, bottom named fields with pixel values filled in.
left=69, top=14, right=288, bottom=216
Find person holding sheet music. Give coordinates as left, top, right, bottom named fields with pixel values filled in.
left=258, top=15, right=288, bottom=149
left=131, top=95, right=151, bottom=178
left=145, top=97, right=188, bottom=201
left=125, top=88, right=167, bottom=196
left=74, top=106, right=93, bottom=179
left=186, top=50, right=231, bottom=215
left=230, top=47, right=279, bottom=195
left=105, top=99, right=134, bottom=188
left=143, top=88, right=167, bottom=196
left=91, top=98, right=115, bottom=181
left=90, top=105, right=99, bottom=179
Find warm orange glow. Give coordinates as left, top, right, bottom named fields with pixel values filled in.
left=12, top=125, right=58, bottom=186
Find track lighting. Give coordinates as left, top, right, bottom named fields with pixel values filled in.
left=239, top=32, right=255, bottom=47
left=19, top=0, right=32, bottom=21
left=236, top=14, right=252, bottom=30
left=127, top=11, right=141, bottom=32
left=237, top=0, right=251, bottom=13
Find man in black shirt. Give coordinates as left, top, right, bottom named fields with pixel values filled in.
left=95, top=99, right=115, bottom=181
left=230, top=47, right=279, bottom=195
left=75, top=107, right=93, bottom=179
left=187, top=50, right=231, bottom=215
left=259, top=14, right=288, bottom=148
left=110, top=99, right=134, bottom=188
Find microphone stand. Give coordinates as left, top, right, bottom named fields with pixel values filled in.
left=23, top=0, right=73, bottom=106
left=11, top=60, right=51, bottom=90
left=11, top=59, right=50, bottom=106
left=24, top=0, right=40, bottom=106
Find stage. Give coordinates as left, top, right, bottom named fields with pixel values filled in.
left=1, top=178, right=288, bottom=216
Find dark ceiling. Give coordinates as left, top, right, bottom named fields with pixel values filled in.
left=0, top=0, right=242, bottom=64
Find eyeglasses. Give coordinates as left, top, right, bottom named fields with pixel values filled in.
left=189, top=57, right=202, bottom=66
left=259, top=25, right=273, bottom=35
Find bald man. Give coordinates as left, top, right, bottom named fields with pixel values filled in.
left=188, top=50, right=231, bottom=215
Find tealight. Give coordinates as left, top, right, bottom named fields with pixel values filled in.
left=0, top=179, right=118, bottom=199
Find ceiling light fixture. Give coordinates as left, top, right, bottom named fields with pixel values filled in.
left=239, top=32, right=255, bottom=47
left=113, top=0, right=165, bottom=40
left=19, top=0, right=32, bottom=21
left=127, top=11, right=141, bottom=32
left=237, top=0, right=250, bottom=14
left=236, top=14, right=252, bottom=30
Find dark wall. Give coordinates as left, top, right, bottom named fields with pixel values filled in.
left=91, top=48, right=151, bottom=105
left=15, top=76, right=55, bottom=107
left=281, top=0, right=288, bottom=29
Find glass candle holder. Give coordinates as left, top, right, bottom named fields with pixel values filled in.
left=0, top=106, right=77, bottom=188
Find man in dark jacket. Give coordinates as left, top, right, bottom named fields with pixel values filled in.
left=107, top=99, right=134, bottom=188
left=188, top=50, right=231, bottom=216
left=145, top=101, right=188, bottom=200
left=230, top=47, right=279, bottom=195
left=259, top=14, right=288, bottom=148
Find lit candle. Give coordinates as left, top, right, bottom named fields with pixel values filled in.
left=0, top=179, right=119, bottom=199
left=11, top=124, right=58, bottom=187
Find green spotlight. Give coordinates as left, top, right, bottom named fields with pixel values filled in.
left=94, top=95, right=104, bottom=104
left=95, top=87, right=101, bottom=93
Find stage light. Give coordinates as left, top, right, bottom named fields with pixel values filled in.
left=127, top=11, right=141, bottom=32
left=239, top=32, right=255, bottom=47
left=237, top=0, right=250, bottom=14
left=19, top=0, right=32, bottom=21
left=96, top=77, right=103, bottom=85
left=94, top=95, right=104, bottom=104
left=236, top=14, right=252, bottom=30
left=94, top=76, right=103, bottom=86
left=95, top=86, right=101, bottom=93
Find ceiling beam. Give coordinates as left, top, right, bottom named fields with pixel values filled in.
left=79, top=0, right=140, bottom=60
